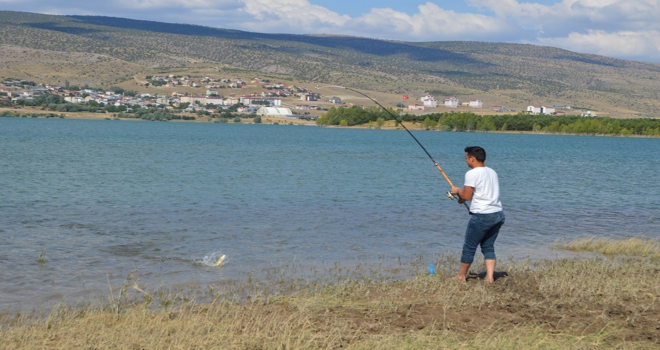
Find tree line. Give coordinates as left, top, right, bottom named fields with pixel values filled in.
left=316, top=107, right=660, bottom=136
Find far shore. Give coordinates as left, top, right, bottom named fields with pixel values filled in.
left=2, top=107, right=658, bottom=138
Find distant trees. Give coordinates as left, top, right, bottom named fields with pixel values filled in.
left=316, top=106, right=398, bottom=126
left=421, top=117, right=437, bottom=130
left=108, top=86, right=137, bottom=96
left=316, top=108, right=660, bottom=137
left=149, top=80, right=167, bottom=87
left=118, top=108, right=174, bottom=121
left=428, top=113, right=660, bottom=136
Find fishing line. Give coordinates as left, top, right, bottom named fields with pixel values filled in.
left=317, top=85, right=470, bottom=212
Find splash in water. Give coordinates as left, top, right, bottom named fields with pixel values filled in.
left=199, top=252, right=227, bottom=267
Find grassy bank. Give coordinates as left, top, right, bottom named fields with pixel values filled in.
left=2, top=238, right=659, bottom=349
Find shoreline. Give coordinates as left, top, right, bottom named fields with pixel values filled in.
left=2, top=108, right=658, bottom=138
left=2, top=238, right=659, bottom=348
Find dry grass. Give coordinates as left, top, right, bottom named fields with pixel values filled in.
left=2, top=241, right=659, bottom=349
left=553, top=236, right=660, bottom=260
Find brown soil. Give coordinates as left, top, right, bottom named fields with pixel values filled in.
left=310, top=270, right=660, bottom=344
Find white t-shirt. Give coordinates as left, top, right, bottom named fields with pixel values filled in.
left=464, top=166, right=502, bottom=214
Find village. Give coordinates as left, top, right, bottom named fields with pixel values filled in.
left=1, top=75, right=594, bottom=119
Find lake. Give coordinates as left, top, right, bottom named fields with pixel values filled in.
left=1, top=117, right=658, bottom=311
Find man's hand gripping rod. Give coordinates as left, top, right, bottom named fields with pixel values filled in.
left=318, top=85, right=470, bottom=212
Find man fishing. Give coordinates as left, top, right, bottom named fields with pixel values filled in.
left=315, top=87, right=503, bottom=283
left=450, top=146, right=505, bottom=283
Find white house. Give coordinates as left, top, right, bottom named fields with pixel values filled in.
left=64, top=96, right=84, bottom=104
left=257, top=107, right=293, bottom=116
left=240, top=96, right=282, bottom=106
left=469, top=100, right=483, bottom=108
left=527, top=106, right=542, bottom=114
left=420, top=94, right=438, bottom=107
left=265, top=98, right=282, bottom=106
left=239, top=96, right=257, bottom=105
left=181, top=95, right=207, bottom=105
left=206, top=96, right=225, bottom=105
left=224, top=98, right=239, bottom=106
left=408, top=105, right=425, bottom=111
left=541, top=106, right=556, bottom=114
left=527, top=105, right=556, bottom=115
left=444, top=97, right=459, bottom=108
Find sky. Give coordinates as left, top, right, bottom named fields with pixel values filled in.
left=2, top=0, right=660, bottom=62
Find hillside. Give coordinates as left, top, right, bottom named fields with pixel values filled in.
left=2, top=11, right=660, bottom=118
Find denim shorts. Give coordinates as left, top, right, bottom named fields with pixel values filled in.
left=461, top=211, right=505, bottom=264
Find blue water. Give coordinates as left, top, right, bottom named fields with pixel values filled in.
left=1, top=118, right=658, bottom=311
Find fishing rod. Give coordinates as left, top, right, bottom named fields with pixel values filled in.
left=317, top=85, right=470, bottom=212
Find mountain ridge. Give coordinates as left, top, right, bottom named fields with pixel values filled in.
left=1, top=11, right=659, bottom=118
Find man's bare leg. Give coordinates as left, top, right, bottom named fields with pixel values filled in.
left=485, top=259, right=496, bottom=283
left=453, top=262, right=471, bottom=282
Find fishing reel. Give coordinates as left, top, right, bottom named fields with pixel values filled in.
left=447, top=191, right=471, bottom=212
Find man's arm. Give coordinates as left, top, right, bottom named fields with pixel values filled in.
left=451, top=185, right=474, bottom=202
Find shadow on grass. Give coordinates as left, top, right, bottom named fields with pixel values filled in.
left=468, top=271, right=509, bottom=281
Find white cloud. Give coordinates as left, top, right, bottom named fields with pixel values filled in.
left=538, top=30, right=660, bottom=60
left=561, top=0, right=659, bottom=31
left=467, top=0, right=549, bottom=18
left=466, top=0, right=660, bottom=60
left=177, top=0, right=519, bottom=42
left=23, top=0, right=519, bottom=41
left=238, top=0, right=349, bottom=32
left=345, top=2, right=519, bottom=41
left=114, top=0, right=242, bottom=10
left=470, top=0, right=660, bottom=32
